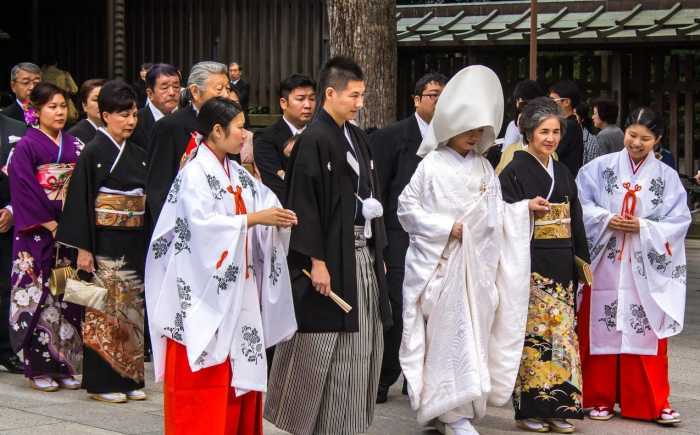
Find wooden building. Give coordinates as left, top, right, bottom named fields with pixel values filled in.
left=396, top=0, right=700, bottom=175
left=1, top=0, right=698, bottom=174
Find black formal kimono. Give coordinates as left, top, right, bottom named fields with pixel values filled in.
left=130, top=106, right=156, bottom=154
left=0, top=114, right=26, bottom=365
left=145, top=105, right=198, bottom=230
left=499, top=150, right=589, bottom=421
left=285, top=109, right=391, bottom=332
left=368, top=113, right=422, bottom=390
left=558, top=115, right=584, bottom=176
left=67, top=118, right=98, bottom=146
left=265, top=108, right=392, bottom=435
left=1, top=101, right=25, bottom=124
left=57, top=130, right=148, bottom=393
left=253, top=117, right=293, bottom=204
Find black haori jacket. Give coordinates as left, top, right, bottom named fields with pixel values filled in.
left=285, top=109, right=392, bottom=333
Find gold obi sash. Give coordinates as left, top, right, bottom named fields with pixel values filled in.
left=94, top=193, right=146, bottom=228
left=36, top=163, right=75, bottom=202
left=534, top=202, right=571, bottom=240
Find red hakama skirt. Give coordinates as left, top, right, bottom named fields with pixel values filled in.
left=577, top=285, right=670, bottom=421
left=164, top=340, right=263, bottom=434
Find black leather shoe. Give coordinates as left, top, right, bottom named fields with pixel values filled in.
left=376, top=384, right=389, bottom=404
left=0, top=354, right=24, bottom=374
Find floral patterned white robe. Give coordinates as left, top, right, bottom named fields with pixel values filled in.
left=576, top=149, right=690, bottom=355
left=146, top=144, right=297, bottom=395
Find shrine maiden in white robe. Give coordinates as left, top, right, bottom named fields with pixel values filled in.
left=145, top=144, right=297, bottom=395
left=398, top=65, right=533, bottom=425
left=576, top=149, right=690, bottom=355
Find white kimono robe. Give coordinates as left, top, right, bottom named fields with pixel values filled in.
left=398, top=147, right=531, bottom=424
left=576, top=149, right=690, bottom=355
left=145, top=144, right=297, bottom=395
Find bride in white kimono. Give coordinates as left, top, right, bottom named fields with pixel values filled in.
left=576, top=106, right=690, bottom=426
left=145, top=97, right=298, bottom=434
left=398, top=66, right=550, bottom=435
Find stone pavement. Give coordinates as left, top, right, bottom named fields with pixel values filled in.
left=1, top=241, right=699, bottom=435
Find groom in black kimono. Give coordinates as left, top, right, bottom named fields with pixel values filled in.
left=369, top=72, right=446, bottom=403
left=265, top=56, right=392, bottom=434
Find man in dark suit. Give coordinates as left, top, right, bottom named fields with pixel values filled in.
left=228, top=62, right=250, bottom=110
left=253, top=74, right=316, bottom=205
left=0, top=113, right=26, bottom=373
left=369, top=72, right=446, bottom=403
left=549, top=80, right=585, bottom=176
left=131, top=63, right=180, bottom=154
left=2, top=63, right=41, bottom=124
left=146, top=61, right=232, bottom=231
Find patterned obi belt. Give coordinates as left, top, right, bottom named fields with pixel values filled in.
left=36, top=163, right=75, bottom=202
left=95, top=192, right=146, bottom=228
left=534, top=202, right=571, bottom=240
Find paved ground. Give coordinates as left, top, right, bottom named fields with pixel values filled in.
left=1, top=241, right=699, bottom=435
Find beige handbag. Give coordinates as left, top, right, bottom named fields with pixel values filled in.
left=63, top=273, right=108, bottom=312
left=49, top=247, right=75, bottom=297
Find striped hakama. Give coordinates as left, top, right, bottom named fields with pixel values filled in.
left=265, top=227, right=384, bottom=435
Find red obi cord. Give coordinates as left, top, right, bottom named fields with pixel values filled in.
left=618, top=182, right=641, bottom=261
left=230, top=185, right=250, bottom=279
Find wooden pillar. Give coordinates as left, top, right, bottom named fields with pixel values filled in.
left=529, top=0, right=538, bottom=79
left=610, top=53, right=623, bottom=122
left=669, top=55, right=679, bottom=163
left=684, top=55, right=695, bottom=176
left=106, top=0, right=126, bottom=79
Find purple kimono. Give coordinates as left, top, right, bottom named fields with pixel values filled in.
left=8, top=127, right=83, bottom=379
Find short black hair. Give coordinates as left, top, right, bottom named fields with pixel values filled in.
left=592, top=98, right=619, bottom=125
left=624, top=107, right=664, bottom=139
left=197, top=96, right=243, bottom=138
left=319, top=56, right=364, bottom=94
left=575, top=102, right=594, bottom=131
left=549, top=80, right=581, bottom=107
left=513, top=80, right=545, bottom=101
left=414, top=72, right=447, bottom=97
left=78, top=78, right=107, bottom=106
left=98, top=80, right=137, bottom=122
left=140, top=62, right=154, bottom=71
left=145, top=64, right=180, bottom=90
left=29, top=82, right=67, bottom=110
left=280, top=74, right=316, bottom=100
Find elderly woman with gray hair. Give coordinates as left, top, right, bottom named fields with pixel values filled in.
left=145, top=61, right=232, bottom=231
left=499, top=97, right=590, bottom=433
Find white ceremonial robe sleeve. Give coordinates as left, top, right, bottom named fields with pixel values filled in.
left=398, top=162, right=454, bottom=408
left=489, top=197, right=532, bottom=406
left=576, top=164, right=615, bottom=268
left=252, top=181, right=297, bottom=348
left=632, top=174, right=690, bottom=338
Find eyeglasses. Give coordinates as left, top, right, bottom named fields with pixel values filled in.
left=551, top=97, right=569, bottom=103
left=419, top=94, right=440, bottom=101
left=14, top=79, right=40, bottom=86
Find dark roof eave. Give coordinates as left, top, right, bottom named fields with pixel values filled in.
left=398, top=34, right=700, bottom=48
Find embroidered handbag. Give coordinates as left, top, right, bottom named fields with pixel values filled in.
left=63, top=273, right=108, bottom=312
left=48, top=246, right=75, bottom=297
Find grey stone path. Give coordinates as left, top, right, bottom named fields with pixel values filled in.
left=2, top=241, right=699, bottom=435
